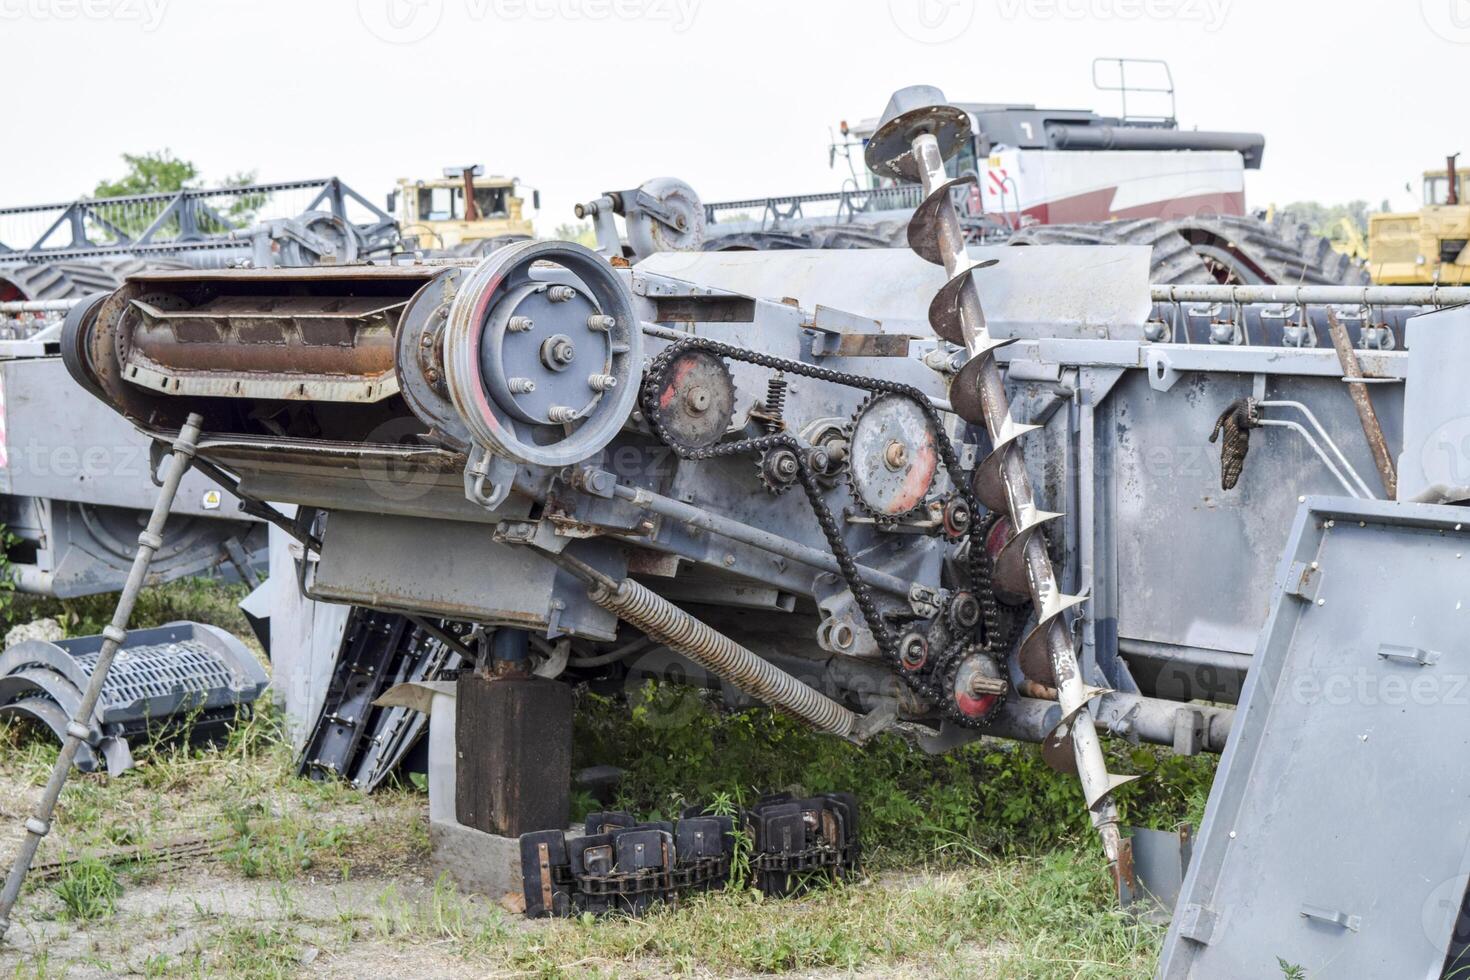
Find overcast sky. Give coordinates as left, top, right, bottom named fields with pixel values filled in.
left=3, top=0, right=1464, bottom=228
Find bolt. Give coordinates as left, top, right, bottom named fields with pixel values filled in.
left=509, top=377, right=536, bottom=394
left=884, top=440, right=908, bottom=470
left=548, top=405, right=578, bottom=423
left=543, top=337, right=576, bottom=365
left=723, top=554, right=735, bottom=567
left=588, top=373, right=618, bottom=392
left=420, top=332, right=434, bottom=347
left=547, top=285, right=576, bottom=303
left=587, top=314, right=616, bottom=332
left=899, top=634, right=927, bottom=669
left=424, top=368, right=439, bottom=384
left=774, top=454, right=799, bottom=478
left=507, top=315, right=534, bottom=333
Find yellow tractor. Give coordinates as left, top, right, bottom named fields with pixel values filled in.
left=390, top=165, right=537, bottom=254
left=1368, top=155, right=1470, bottom=284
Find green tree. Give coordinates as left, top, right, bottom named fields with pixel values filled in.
left=92, top=150, right=262, bottom=239
left=93, top=150, right=201, bottom=199
left=1279, top=199, right=1373, bottom=241
left=551, top=221, right=598, bottom=247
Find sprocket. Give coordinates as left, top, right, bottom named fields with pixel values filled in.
left=940, top=646, right=1009, bottom=728
left=844, top=392, right=940, bottom=521
left=644, top=349, right=736, bottom=449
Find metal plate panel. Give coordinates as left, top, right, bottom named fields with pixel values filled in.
left=1159, top=496, right=1470, bottom=979
left=637, top=245, right=1152, bottom=341
left=1399, top=305, right=1470, bottom=503
left=0, top=357, right=250, bottom=516
left=1110, top=371, right=1403, bottom=662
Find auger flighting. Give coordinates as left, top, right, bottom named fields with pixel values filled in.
left=863, top=86, right=1135, bottom=870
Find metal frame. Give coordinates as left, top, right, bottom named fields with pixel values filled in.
left=0, top=177, right=396, bottom=263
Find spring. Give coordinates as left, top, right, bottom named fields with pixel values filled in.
left=762, top=374, right=788, bottom=434
left=589, top=576, right=857, bottom=738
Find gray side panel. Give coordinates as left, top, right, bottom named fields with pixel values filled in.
left=309, top=510, right=621, bottom=641
left=0, top=357, right=249, bottom=517
left=1111, top=371, right=1403, bottom=658
left=1399, top=305, right=1470, bottom=503
left=1159, top=496, right=1470, bottom=978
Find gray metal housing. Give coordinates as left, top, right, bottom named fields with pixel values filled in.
left=1157, top=496, right=1470, bottom=977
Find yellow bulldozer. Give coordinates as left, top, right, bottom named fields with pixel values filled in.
left=1368, top=155, right=1470, bottom=284
left=389, top=165, right=537, bottom=254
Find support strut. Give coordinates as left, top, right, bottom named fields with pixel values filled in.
left=0, top=414, right=204, bottom=943
left=865, top=86, right=1134, bottom=870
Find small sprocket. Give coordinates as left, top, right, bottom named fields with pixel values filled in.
left=941, top=647, right=1009, bottom=728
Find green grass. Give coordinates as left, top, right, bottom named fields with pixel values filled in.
left=0, top=579, right=1210, bottom=977
left=576, top=682, right=1216, bottom=863
left=51, top=858, right=120, bottom=921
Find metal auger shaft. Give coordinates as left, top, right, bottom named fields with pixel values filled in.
left=887, top=104, right=1127, bottom=867
left=0, top=414, right=204, bottom=943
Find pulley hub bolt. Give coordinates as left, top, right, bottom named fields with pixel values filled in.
left=507, top=315, right=534, bottom=333
left=587, top=314, right=616, bottom=332
left=542, top=335, right=576, bottom=370
left=587, top=373, right=618, bottom=392
left=547, top=285, right=577, bottom=303
left=884, top=440, right=908, bottom=470
left=547, top=405, right=579, bottom=423
left=508, top=377, right=536, bottom=394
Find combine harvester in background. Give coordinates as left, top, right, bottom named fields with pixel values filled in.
left=703, top=59, right=1361, bottom=288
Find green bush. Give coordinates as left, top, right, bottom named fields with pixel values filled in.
left=574, top=682, right=1216, bottom=862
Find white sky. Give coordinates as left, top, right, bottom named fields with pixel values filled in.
left=2, top=0, right=1465, bottom=227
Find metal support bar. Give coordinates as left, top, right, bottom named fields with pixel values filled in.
left=1326, top=310, right=1398, bottom=497
left=1151, top=284, right=1470, bottom=306
left=608, top=481, right=913, bottom=597
left=0, top=413, right=203, bottom=942
left=0, top=299, right=84, bottom=315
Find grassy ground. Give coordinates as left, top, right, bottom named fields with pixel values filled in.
left=0, top=580, right=1206, bottom=978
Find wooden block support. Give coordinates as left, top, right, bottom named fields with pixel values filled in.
left=454, top=674, right=572, bottom=837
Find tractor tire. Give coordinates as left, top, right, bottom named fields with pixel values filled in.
left=1007, top=218, right=1216, bottom=285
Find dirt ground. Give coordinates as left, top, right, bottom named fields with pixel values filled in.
left=0, top=724, right=1157, bottom=979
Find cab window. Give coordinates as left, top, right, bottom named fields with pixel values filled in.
left=1425, top=175, right=1468, bottom=206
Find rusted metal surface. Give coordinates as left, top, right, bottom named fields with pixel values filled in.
left=1326, top=309, right=1398, bottom=498
left=125, top=293, right=403, bottom=400
left=454, top=674, right=572, bottom=837
left=69, top=266, right=444, bottom=432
